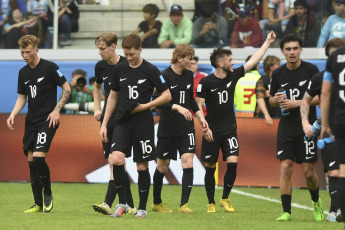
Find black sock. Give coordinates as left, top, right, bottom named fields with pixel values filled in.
left=222, top=163, right=237, bottom=199
left=113, top=165, right=126, bottom=205
left=28, top=161, right=43, bottom=207
left=138, top=169, right=150, bottom=210
left=153, top=168, right=165, bottom=204
left=181, top=168, right=193, bottom=207
left=337, top=177, right=345, bottom=224
left=308, top=187, right=320, bottom=203
left=124, top=171, right=134, bottom=208
left=329, top=176, right=339, bottom=212
left=104, top=180, right=116, bottom=207
left=33, top=157, right=51, bottom=196
left=205, top=167, right=216, bottom=204
left=281, top=194, right=292, bottom=214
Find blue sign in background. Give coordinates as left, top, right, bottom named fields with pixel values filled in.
left=0, top=60, right=326, bottom=114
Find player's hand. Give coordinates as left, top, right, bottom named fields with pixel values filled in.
left=302, top=120, right=313, bottom=137
left=199, top=118, right=209, bottom=132
left=175, top=105, right=193, bottom=121
left=203, top=129, right=214, bottom=142
left=7, top=115, right=15, bottom=130
left=47, top=110, right=60, bottom=128
left=279, top=99, right=298, bottom=110
left=94, top=109, right=102, bottom=121
left=265, top=115, right=273, bottom=126
left=320, top=125, right=333, bottom=140
left=266, top=31, right=276, bottom=44
left=273, top=92, right=286, bottom=104
left=100, top=125, right=108, bottom=142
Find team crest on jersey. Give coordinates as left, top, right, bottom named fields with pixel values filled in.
left=159, top=75, right=165, bottom=84
left=197, top=84, right=202, bottom=92
left=299, top=80, right=307, bottom=86
left=57, top=69, right=64, bottom=77
left=227, top=81, right=232, bottom=88
left=138, top=79, right=146, bottom=84
left=187, top=84, right=191, bottom=89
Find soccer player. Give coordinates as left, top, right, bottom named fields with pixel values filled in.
left=6, top=35, right=71, bottom=213
left=100, top=34, right=171, bottom=218
left=269, top=33, right=323, bottom=221
left=321, top=40, right=345, bottom=229
left=152, top=44, right=208, bottom=213
left=92, top=32, right=136, bottom=215
left=301, top=38, right=345, bottom=222
left=196, top=31, right=276, bottom=213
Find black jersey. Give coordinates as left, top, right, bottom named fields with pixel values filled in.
left=307, top=71, right=337, bottom=131
left=111, top=59, right=168, bottom=122
left=257, top=74, right=281, bottom=118
left=94, top=56, right=127, bottom=117
left=196, top=66, right=245, bottom=133
left=157, top=66, right=199, bottom=137
left=270, top=60, right=319, bottom=136
left=325, top=46, right=345, bottom=125
left=17, top=58, right=67, bottom=127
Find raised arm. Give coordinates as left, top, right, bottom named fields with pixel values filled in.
left=243, top=31, right=276, bottom=73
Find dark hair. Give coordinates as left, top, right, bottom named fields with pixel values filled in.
left=122, top=34, right=142, bottom=50
left=210, top=47, right=232, bottom=68
left=279, top=33, right=303, bottom=49
left=95, top=32, right=117, bottom=47
left=72, top=69, right=87, bottom=78
left=143, top=4, right=159, bottom=18
left=325, top=38, right=345, bottom=57
left=200, top=2, right=215, bottom=18
left=263, top=55, right=281, bottom=73
left=89, top=76, right=96, bottom=85
left=193, top=56, right=199, bottom=62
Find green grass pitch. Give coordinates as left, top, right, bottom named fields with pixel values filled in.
left=0, top=182, right=342, bottom=230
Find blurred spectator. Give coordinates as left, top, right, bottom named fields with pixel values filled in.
left=58, top=0, right=79, bottom=47
left=255, top=55, right=281, bottom=125
left=234, top=55, right=261, bottom=117
left=191, top=2, right=228, bottom=47
left=192, top=0, right=219, bottom=22
left=132, top=3, right=162, bottom=48
left=26, top=0, right=48, bottom=47
left=317, top=0, right=345, bottom=48
left=230, top=6, right=264, bottom=48
left=158, top=4, right=193, bottom=48
left=259, top=0, right=296, bottom=39
left=284, top=0, right=319, bottom=47
left=220, top=0, right=264, bottom=20
left=190, top=56, right=207, bottom=115
left=3, top=8, right=34, bottom=48
left=69, top=69, right=93, bottom=114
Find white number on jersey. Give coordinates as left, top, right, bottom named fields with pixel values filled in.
left=218, top=91, right=228, bottom=104
left=340, top=68, right=345, bottom=102
left=289, top=88, right=300, bottom=101
left=128, top=85, right=139, bottom=99
left=29, top=85, right=37, bottom=98
left=179, top=91, right=185, bottom=104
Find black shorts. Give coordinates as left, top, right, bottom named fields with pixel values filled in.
left=334, top=124, right=345, bottom=164
left=157, top=129, right=196, bottom=160
left=321, top=142, right=339, bottom=172
left=111, top=112, right=155, bottom=162
left=201, top=131, right=239, bottom=164
left=23, top=121, right=58, bottom=156
left=277, top=132, right=317, bottom=164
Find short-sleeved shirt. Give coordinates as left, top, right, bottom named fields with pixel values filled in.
left=138, top=20, right=162, bottom=48
left=270, top=60, right=319, bottom=136
left=94, top=56, right=126, bottom=118
left=196, top=66, right=245, bottom=133
left=157, top=66, right=199, bottom=137
left=111, top=59, right=168, bottom=122
left=325, top=46, right=345, bottom=125
left=17, top=58, right=67, bottom=128
left=307, top=71, right=336, bottom=131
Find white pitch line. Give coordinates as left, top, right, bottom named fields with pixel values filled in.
left=217, top=187, right=329, bottom=214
